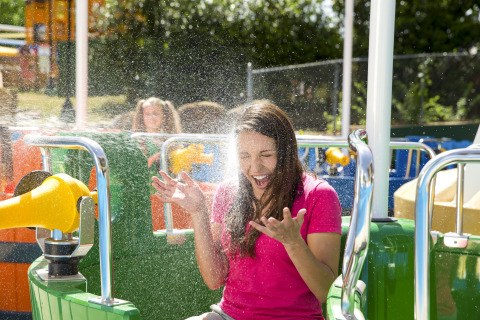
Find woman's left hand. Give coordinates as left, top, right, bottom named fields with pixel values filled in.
left=249, top=207, right=306, bottom=246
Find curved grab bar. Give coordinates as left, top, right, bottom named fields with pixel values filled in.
left=137, top=133, right=433, bottom=239
left=341, top=129, right=374, bottom=319
left=414, top=145, right=480, bottom=320
left=158, top=134, right=232, bottom=233
left=23, top=134, right=118, bottom=306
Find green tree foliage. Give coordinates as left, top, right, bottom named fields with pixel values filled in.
left=88, top=0, right=342, bottom=107
left=330, top=0, right=480, bottom=125
left=95, top=0, right=342, bottom=66
left=332, top=0, right=480, bottom=56
left=0, top=0, right=25, bottom=26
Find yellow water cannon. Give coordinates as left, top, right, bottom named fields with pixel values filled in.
left=0, top=171, right=97, bottom=277
left=169, top=144, right=213, bottom=175
left=0, top=173, right=94, bottom=233
left=326, top=147, right=350, bottom=166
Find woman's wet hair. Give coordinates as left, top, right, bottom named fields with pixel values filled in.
left=226, top=102, right=304, bottom=258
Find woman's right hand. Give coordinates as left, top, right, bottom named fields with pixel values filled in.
left=152, top=171, right=207, bottom=216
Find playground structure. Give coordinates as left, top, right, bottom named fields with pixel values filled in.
left=0, top=126, right=478, bottom=320
left=0, top=0, right=480, bottom=319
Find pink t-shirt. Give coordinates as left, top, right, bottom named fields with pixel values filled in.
left=211, top=173, right=342, bottom=320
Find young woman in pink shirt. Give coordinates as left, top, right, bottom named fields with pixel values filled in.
left=152, top=102, right=342, bottom=320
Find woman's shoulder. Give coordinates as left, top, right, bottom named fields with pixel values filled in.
left=212, top=178, right=238, bottom=221
left=214, top=178, right=239, bottom=203
left=217, top=178, right=239, bottom=192
left=301, top=172, right=338, bottom=198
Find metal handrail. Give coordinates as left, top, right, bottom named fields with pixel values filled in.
left=341, top=129, right=374, bottom=320
left=414, top=145, right=480, bottom=320
left=23, top=135, right=118, bottom=306
left=158, top=134, right=232, bottom=233
left=137, top=133, right=435, bottom=235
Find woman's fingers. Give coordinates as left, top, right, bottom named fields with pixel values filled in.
left=153, top=192, right=173, bottom=203
left=159, top=170, right=175, bottom=183
left=152, top=175, right=166, bottom=187
left=249, top=220, right=270, bottom=235
left=152, top=172, right=182, bottom=200
left=251, top=208, right=307, bottom=244
left=263, top=216, right=281, bottom=228
left=180, top=171, right=197, bottom=187
left=294, top=209, right=306, bottom=226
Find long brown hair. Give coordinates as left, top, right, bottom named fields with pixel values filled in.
left=132, top=97, right=181, bottom=133
left=226, top=102, right=304, bottom=258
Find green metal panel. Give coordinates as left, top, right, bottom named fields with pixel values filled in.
left=80, top=231, right=222, bottom=319
left=328, top=217, right=416, bottom=320
left=363, top=218, right=416, bottom=320
left=29, top=260, right=140, bottom=320
left=433, top=234, right=480, bottom=319
left=329, top=217, right=480, bottom=320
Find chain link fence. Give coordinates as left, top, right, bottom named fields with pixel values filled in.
left=248, top=51, right=480, bottom=133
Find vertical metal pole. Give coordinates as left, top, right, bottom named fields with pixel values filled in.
left=60, top=0, right=75, bottom=123
left=419, top=60, right=426, bottom=124
left=76, top=0, right=88, bottom=129
left=95, top=151, right=114, bottom=304
left=247, top=62, right=253, bottom=103
left=365, top=0, right=396, bottom=220
left=455, top=163, right=464, bottom=234
left=47, top=0, right=54, bottom=90
left=341, top=0, right=353, bottom=139
left=333, top=63, right=340, bottom=134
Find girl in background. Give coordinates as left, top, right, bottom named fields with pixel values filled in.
left=132, top=97, right=181, bottom=168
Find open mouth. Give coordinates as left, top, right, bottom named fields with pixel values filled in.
left=252, top=175, right=270, bottom=188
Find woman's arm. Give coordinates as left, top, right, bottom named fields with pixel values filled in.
left=249, top=208, right=340, bottom=303
left=285, top=231, right=340, bottom=303
left=152, top=171, right=228, bottom=289
left=191, top=216, right=229, bottom=289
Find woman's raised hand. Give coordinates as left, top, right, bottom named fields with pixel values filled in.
left=249, top=207, right=306, bottom=247
left=152, top=171, right=207, bottom=216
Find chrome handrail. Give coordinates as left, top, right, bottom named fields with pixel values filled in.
left=23, top=134, right=123, bottom=307
left=136, top=133, right=435, bottom=237
left=158, top=134, right=232, bottom=234
left=340, top=129, right=374, bottom=320
left=414, top=145, right=480, bottom=320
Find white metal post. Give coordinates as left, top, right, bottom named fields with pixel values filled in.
left=75, top=0, right=88, bottom=129
left=341, top=0, right=353, bottom=139
left=365, top=0, right=396, bottom=220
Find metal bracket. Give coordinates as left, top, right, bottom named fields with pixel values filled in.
left=88, top=296, right=130, bottom=307
left=443, top=232, right=470, bottom=248
left=333, top=278, right=367, bottom=320
left=36, top=268, right=86, bottom=281
left=166, top=229, right=186, bottom=245
left=334, top=278, right=366, bottom=297
left=71, top=196, right=95, bottom=257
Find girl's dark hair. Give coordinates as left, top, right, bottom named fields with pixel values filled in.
left=226, top=102, right=304, bottom=258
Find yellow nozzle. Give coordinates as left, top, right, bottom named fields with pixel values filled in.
left=169, top=144, right=214, bottom=175
left=0, top=173, right=93, bottom=233
left=326, top=147, right=350, bottom=166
